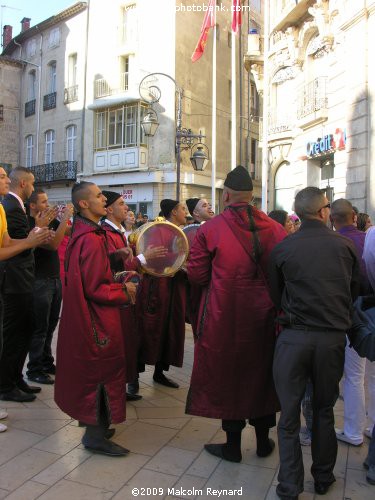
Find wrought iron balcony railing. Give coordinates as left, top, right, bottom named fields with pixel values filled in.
left=28, top=161, right=77, bottom=184
left=25, top=99, right=36, bottom=117
left=297, top=77, right=328, bottom=120
left=94, top=72, right=129, bottom=98
left=43, top=92, right=57, bottom=111
left=64, top=85, right=78, bottom=104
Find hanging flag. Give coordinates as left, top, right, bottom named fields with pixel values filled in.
left=232, top=0, right=242, bottom=34
left=191, top=0, right=216, bottom=62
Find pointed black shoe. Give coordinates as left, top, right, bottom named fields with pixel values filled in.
left=17, top=380, right=41, bottom=394
left=314, top=480, right=335, bottom=495
left=126, top=392, right=142, bottom=401
left=82, top=436, right=129, bottom=457
left=256, top=438, right=275, bottom=457
left=153, top=373, right=179, bottom=388
left=204, top=443, right=242, bottom=463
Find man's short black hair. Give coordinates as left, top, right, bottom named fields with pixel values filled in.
left=71, top=181, right=95, bottom=212
left=294, top=187, right=326, bottom=220
left=331, top=198, right=354, bottom=225
left=28, top=188, right=46, bottom=205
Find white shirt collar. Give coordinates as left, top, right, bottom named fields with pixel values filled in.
left=9, top=191, right=26, bottom=213
left=103, top=218, right=125, bottom=233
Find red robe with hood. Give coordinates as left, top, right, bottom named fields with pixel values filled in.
left=101, top=220, right=140, bottom=382
left=186, top=203, right=286, bottom=420
left=54, top=215, right=130, bottom=425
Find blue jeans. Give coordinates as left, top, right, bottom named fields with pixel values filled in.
left=27, top=278, right=62, bottom=376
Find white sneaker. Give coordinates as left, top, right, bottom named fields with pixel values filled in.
left=365, top=427, right=373, bottom=439
left=0, top=409, right=7, bottom=420
left=0, top=423, right=7, bottom=432
left=335, top=429, right=363, bottom=446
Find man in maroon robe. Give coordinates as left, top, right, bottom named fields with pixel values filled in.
left=137, top=199, right=187, bottom=388
left=186, top=166, right=286, bottom=462
left=54, top=182, right=137, bottom=457
left=100, top=190, right=167, bottom=400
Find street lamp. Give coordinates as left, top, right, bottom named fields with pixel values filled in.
left=139, top=72, right=209, bottom=201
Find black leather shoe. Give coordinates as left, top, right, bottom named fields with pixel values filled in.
left=28, top=373, right=54, bottom=385
left=276, top=484, right=299, bottom=500
left=126, top=392, right=142, bottom=401
left=204, top=443, right=242, bottom=463
left=127, top=381, right=139, bottom=395
left=153, top=373, right=179, bottom=388
left=17, top=380, right=41, bottom=394
left=0, top=388, right=36, bottom=402
left=44, top=365, right=56, bottom=375
left=314, top=480, right=335, bottom=495
left=82, top=436, right=129, bottom=456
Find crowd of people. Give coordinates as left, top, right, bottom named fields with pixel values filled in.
left=0, top=165, right=374, bottom=499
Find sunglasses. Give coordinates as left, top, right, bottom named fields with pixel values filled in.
left=318, top=203, right=331, bottom=211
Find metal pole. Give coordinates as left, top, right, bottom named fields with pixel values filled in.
left=176, top=88, right=183, bottom=200
left=261, top=0, right=270, bottom=212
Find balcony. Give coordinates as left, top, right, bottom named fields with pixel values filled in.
left=271, top=0, right=311, bottom=32
left=94, top=72, right=129, bottom=99
left=268, top=108, right=294, bottom=137
left=64, top=85, right=78, bottom=104
left=43, top=92, right=57, bottom=111
left=28, top=161, right=77, bottom=184
left=297, top=77, right=328, bottom=129
left=25, top=99, right=36, bottom=117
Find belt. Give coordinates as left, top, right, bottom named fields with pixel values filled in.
left=282, top=323, right=335, bottom=333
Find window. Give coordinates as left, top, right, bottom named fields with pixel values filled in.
left=68, top=53, right=77, bottom=87
left=45, top=130, right=55, bottom=164
left=28, top=70, right=36, bottom=101
left=25, top=135, right=34, bottom=167
left=66, top=125, right=77, bottom=161
left=0, top=105, right=3, bottom=122
left=48, top=28, right=60, bottom=48
left=48, top=61, right=57, bottom=93
left=95, top=112, right=107, bottom=149
left=94, top=103, right=147, bottom=150
left=26, top=39, right=36, bottom=58
left=121, top=4, right=137, bottom=44
left=119, top=55, right=129, bottom=91
left=274, top=162, right=294, bottom=213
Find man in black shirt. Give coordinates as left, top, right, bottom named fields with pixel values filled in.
left=27, top=190, right=72, bottom=384
left=268, top=187, right=360, bottom=500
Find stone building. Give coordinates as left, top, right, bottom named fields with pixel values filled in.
left=2, top=0, right=262, bottom=216
left=247, top=0, right=375, bottom=216
left=0, top=55, right=23, bottom=171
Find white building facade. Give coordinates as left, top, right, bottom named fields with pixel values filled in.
left=3, top=0, right=260, bottom=216
left=259, top=0, right=375, bottom=216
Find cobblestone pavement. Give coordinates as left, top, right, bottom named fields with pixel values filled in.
left=0, top=325, right=373, bottom=499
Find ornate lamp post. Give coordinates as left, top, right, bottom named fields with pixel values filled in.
left=139, top=72, right=209, bottom=201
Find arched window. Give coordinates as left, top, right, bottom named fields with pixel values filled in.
left=45, top=130, right=55, bottom=164
left=25, top=135, right=34, bottom=168
left=66, top=125, right=77, bottom=162
left=274, top=162, right=295, bottom=213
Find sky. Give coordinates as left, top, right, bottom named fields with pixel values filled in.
left=1, top=0, right=75, bottom=39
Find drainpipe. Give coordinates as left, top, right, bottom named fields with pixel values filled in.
left=80, top=0, right=91, bottom=175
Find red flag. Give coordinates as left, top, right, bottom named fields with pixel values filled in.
left=191, top=0, right=216, bottom=63
left=232, top=0, right=242, bottom=34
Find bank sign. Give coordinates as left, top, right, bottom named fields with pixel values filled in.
left=306, top=128, right=346, bottom=157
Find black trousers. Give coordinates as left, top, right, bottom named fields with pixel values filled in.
left=222, top=414, right=276, bottom=433
left=0, top=293, right=33, bottom=393
left=273, top=328, right=345, bottom=497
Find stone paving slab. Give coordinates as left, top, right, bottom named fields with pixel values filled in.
left=0, top=325, right=373, bottom=499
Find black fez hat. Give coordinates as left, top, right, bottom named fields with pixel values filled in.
left=186, top=198, right=200, bottom=216
left=224, top=165, right=253, bottom=191
left=160, top=199, right=179, bottom=218
left=102, top=190, right=122, bottom=208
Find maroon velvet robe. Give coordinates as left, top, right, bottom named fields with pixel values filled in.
left=54, top=216, right=129, bottom=425
left=101, top=220, right=140, bottom=382
left=186, top=203, right=287, bottom=420
left=136, top=223, right=187, bottom=368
